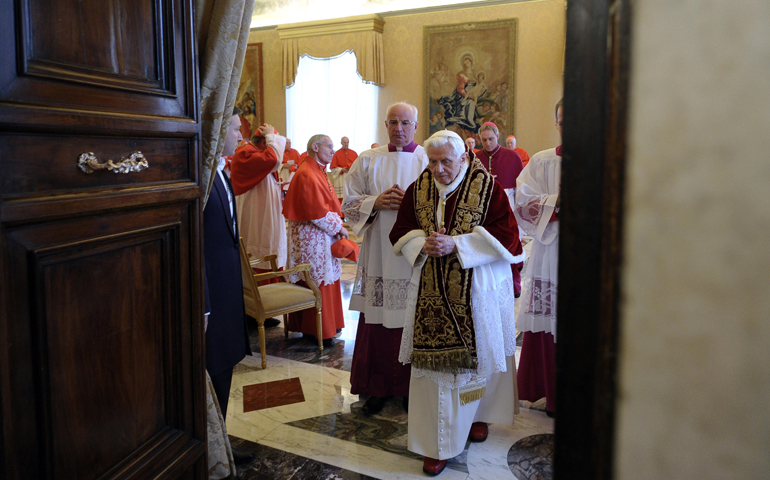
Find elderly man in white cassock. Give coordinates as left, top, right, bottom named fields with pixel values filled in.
left=390, top=130, right=525, bottom=476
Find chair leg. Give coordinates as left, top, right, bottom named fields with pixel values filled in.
left=259, top=322, right=267, bottom=369
left=284, top=314, right=289, bottom=340
left=316, top=308, right=323, bottom=353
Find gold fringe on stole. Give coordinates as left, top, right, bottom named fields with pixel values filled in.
left=411, top=348, right=478, bottom=374
left=459, top=378, right=487, bottom=405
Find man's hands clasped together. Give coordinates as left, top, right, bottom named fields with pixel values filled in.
left=422, top=228, right=456, bottom=258
left=374, top=183, right=405, bottom=211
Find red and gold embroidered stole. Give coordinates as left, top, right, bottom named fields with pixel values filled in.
left=411, top=158, right=494, bottom=374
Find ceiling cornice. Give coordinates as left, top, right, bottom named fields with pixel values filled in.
left=275, top=14, right=384, bottom=39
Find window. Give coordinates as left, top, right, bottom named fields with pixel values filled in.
left=285, top=51, right=379, bottom=157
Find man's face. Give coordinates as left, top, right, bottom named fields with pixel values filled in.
left=506, top=136, right=515, bottom=149
left=253, top=137, right=267, bottom=151
left=385, top=104, right=418, bottom=147
left=556, top=105, right=564, bottom=138
left=465, top=137, right=475, bottom=150
left=222, top=114, right=242, bottom=157
left=428, top=143, right=465, bottom=185
left=314, top=137, right=335, bottom=165
left=286, top=138, right=292, bottom=149
left=480, top=129, right=499, bottom=152
left=341, top=137, right=349, bottom=150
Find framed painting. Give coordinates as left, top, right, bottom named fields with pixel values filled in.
left=236, top=43, right=264, bottom=140
left=424, top=20, right=517, bottom=143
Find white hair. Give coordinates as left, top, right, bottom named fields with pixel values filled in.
left=307, top=134, right=329, bottom=153
left=424, top=130, right=465, bottom=159
left=385, top=102, right=418, bottom=120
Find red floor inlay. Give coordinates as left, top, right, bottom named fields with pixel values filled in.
left=243, top=377, right=305, bottom=412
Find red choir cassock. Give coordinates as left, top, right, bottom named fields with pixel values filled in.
left=282, top=158, right=346, bottom=340
left=330, top=148, right=357, bottom=169
left=475, top=145, right=525, bottom=295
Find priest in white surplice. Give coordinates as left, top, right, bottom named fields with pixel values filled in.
left=514, top=99, right=563, bottom=417
left=390, top=130, right=525, bottom=476
left=342, top=102, right=428, bottom=416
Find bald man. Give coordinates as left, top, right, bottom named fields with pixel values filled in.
left=506, top=135, right=530, bottom=168
left=342, top=102, right=429, bottom=416
left=330, top=136, right=358, bottom=203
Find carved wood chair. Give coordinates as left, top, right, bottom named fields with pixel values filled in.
left=239, top=242, right=323, bottom=368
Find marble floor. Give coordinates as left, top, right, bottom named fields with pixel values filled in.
left=226, top=235, right=553, bottom=480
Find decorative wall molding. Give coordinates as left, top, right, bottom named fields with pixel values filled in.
left=276, top=14, right=384, bottom=39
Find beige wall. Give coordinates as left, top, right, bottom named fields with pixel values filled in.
left=616, top=1, right=770, bottom=479
left=248, top=0, right=564, bottom=154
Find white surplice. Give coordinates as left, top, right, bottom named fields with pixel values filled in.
left=514, top=147, right=561, bottom=340
left=341, top=145, right=428, bottom=328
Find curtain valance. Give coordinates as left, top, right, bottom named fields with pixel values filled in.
left=277, top=14, right=385, bottom=88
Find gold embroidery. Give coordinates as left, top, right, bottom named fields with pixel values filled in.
left=448, top=263, right=462, bottom=300
left=411, top=160, right=495, bottom=373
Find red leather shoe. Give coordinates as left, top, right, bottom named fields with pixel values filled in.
left=423, top=457, right=447, bottom=476
left=469, top=421, right=488, bottom=442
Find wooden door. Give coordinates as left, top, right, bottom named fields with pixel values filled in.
left=0, top=1, right=206, bottom=479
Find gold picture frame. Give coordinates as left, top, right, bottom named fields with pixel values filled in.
left=424, top=20, right=517, bottom=143
left=236, top=43, right=264, bottom=140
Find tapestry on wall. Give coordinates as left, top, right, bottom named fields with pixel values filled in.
left=236, top=43, right=264, bottom=140
left=424, top=20, right=517, bottom=144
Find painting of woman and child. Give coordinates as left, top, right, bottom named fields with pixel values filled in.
left=424, top=20, right=517, bottom=145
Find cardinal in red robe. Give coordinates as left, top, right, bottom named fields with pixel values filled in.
left=283, top=134, right=347, bottom=347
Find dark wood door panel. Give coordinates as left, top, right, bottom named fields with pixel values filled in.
left=1, top=133, right=194, bottom=200
left=0, top=0, right=195, bottom=119
left=26, top=0, right=160, bottom=83
left=0, top=202, right=204, bottom=479
left=43, top=238, right=167, bottom=479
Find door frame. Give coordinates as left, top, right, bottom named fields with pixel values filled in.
left=554, top=1, right=631, bottom=479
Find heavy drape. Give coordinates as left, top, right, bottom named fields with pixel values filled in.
left=197, top=0, right=255, bottom=206
left=195, top=2, right=254, bottom=477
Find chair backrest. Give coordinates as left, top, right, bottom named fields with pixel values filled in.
left=239, top=242, right=265, bottom=321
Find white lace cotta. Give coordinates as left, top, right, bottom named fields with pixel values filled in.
left=514, top=147, right=561, bottom=339
left=287, top=211, right=343, bottom=286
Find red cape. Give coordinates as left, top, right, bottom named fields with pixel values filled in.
left=229, top=143, right=279, bottom=195
left=515, top=147, right=530, bottom=167
left=330, top=148, right=357, bottom=169
left=283, top=157, right=342, bottom=221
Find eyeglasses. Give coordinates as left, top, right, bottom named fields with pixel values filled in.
left=387, top=120, right=416, bottom=127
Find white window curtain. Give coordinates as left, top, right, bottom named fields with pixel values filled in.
left=286, top=51, right=379, bottom=158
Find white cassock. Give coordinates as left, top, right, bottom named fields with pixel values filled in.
left=235, top=133, right=287, bottom=269
left=342, top=145, right=428, bottom=327
left=514, top=147, right=561, bottom=340
left=392, top=162, right=525, bottom=460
